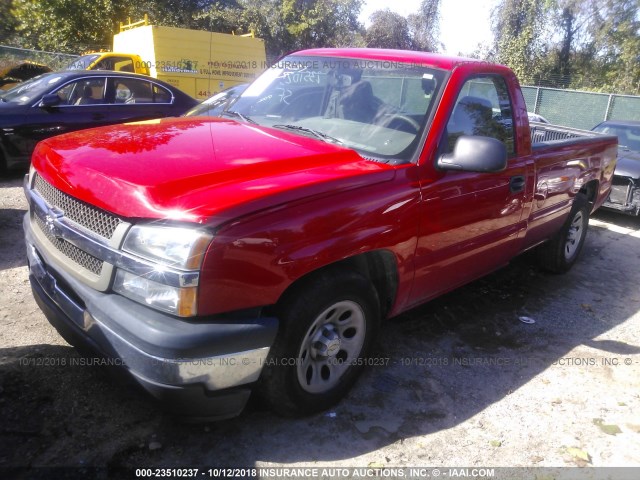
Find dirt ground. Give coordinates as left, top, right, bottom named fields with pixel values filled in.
left=1, top=171, right=639, bottom=479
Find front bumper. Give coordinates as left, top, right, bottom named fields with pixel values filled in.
left=24, top=214, right=278, bottom=420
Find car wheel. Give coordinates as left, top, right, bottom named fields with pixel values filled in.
left=259, top=269, right=380, bottom=416
left=537, top=193, right=589, bottom=273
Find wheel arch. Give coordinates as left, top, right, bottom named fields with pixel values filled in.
left=273, top=250, right=399, bottom=320
left=579, top=179, right=599, bottom=211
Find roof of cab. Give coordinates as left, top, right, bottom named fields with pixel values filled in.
left=292, top=48, right=492, bottom=71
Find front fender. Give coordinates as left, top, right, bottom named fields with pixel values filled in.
left=197, top=171, right=421, bottom=316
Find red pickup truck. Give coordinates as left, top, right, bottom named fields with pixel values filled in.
left=23, top=48, right=617, bottom=420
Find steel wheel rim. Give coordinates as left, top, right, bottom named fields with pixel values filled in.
left=296, top=300, right=366, bottom=394
left=564, top=211, right=584, bottom=260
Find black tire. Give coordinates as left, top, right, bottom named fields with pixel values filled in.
left=0, top=150, right=6, bottom=176
left=537, top=193, right=590, bottom=273
left=258, top=269, right=380, bottom=417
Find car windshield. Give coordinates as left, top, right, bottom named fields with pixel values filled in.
left=184, top=84, right=248, bottom=117
left=593, top=123, right=640, bottom=152
left=229, top=55, right=445, bottom=163
left=66, top=54, right=100, bottom=70
left=0, top=73, right=65, bottom=105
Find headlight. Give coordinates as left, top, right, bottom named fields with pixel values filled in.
left=122, top=225, right=212, bottom=270
left=115, top=225, right=212, bottom=317
left=113, top=270, right=197, bottom=317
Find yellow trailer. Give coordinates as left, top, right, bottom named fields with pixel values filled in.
left=72, top=18, right=267, bottom=99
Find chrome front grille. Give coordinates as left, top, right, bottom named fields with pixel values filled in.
left=33, top=173, right=123, bottom=239
left=34, top=214, right=104, bottom=275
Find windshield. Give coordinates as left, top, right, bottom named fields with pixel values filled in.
left=66, top=54, right=100, bottom=70
left=184, top=84, right=248, bottom=117
left=229, top=55, right=445, bottom=163
left=0, top=73, right=65, bottom=105
left=593, top=123, right=640, bottom=152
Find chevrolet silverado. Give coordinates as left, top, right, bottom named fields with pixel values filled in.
left=23, top=49, right=617, bottom=419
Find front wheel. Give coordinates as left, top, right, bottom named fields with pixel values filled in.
left=536, top=193, right=590, bottom=273
left=258, top=269, right=380, bottom=416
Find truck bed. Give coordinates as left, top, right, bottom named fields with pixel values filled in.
left=531, top=122, right=611, bottom=148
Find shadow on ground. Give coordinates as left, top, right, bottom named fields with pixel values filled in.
left=0, top=208, right=27, bottom=270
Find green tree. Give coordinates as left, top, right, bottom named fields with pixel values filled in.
left=540, top=0, right=599, bottom=87
left=587, top=0, right=640, bottom=93
left=221, top=0, right=296, bottom=56
left=488, top=0, right=640, bottom=94
left=0, top=0, right=18, bottom=44
left=221, top=0, right=363, bottom=57
left=408, top=0, right=441, bottom=51
left=11, top=0, right=123, bottom=52
left=7, top=0, right=366, bottom=59
left=9, top=0, right=237, bottom=53
left=365, top=1, right=441, bottom=52
left=281, top=0, right=363, bottom=51
left=365, top=9, right=412, bottom=49
left=128, top=0, right=237, bottom=30
left=492, top=0, right=548, bottom=83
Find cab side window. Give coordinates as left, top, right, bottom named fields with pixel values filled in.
left=55, top=78, right=107, bottom=105
left=112, top=78, right=172, bottom=104
left=152, top=84, right=171, bottom=103
left=113, top=57, right=135, bottom=73
left=93, top=57, right=133, bottom=72
left=445, top=75, right=515, bottom=156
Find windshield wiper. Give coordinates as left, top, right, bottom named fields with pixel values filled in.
left=272, top=124, right=343, bottom=145
left=222, top=110, right=256, bottom=124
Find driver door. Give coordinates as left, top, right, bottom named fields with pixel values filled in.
left=409, top=74, right=530, bottom=306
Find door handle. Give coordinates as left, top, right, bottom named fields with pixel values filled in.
left=510, top=175, right=526, bottom=193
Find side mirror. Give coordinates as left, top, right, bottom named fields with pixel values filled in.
left=39, top=94, right=61, bottom=108
left=437, top=135, right=507, bottom=173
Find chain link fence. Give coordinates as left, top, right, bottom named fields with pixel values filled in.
left=0, top=45, right=78, bottom=73
left=522, top=85, right=640, bottom=130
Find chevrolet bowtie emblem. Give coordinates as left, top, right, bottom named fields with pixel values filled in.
left=45, top=207, right=64, bottom=239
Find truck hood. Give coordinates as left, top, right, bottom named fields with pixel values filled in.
left=33, top=117, right=395, bottom=225
left=614, top=147, right=640, bottom=179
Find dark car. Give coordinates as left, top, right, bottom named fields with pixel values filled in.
left=0, top=70, right=198, bottom=172
left=592, top=120, right=640, bottom=215
left=183, top=83, right=248, bottom=118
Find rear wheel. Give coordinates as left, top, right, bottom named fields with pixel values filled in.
left=259, top=269, right=380, bottom=416
left=537, top=193, right=590, bottom=273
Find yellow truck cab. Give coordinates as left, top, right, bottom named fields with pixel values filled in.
left=68, top=17, right=266, bottom=99
left=68, top=52, right=150, bottom=76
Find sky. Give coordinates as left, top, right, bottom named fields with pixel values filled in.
left=358, top=0, right=500, bottom=56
